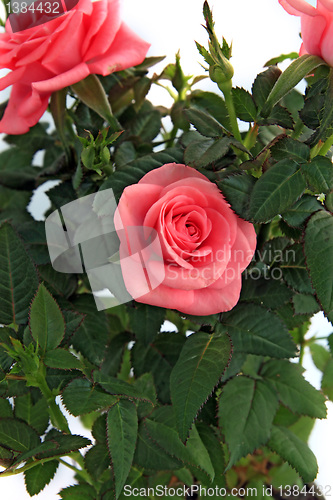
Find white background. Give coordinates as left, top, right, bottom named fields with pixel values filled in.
left=0, top=0, right=332, bottom=497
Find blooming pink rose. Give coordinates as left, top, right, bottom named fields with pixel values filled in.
left=115, top=163, right=257, bottom=316
left=0, top=0, right=150, bottom=134
left=279, top=0, right=333, bottom=65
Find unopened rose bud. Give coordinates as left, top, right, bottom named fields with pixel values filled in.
left=209, top=60, right=234, bottom=85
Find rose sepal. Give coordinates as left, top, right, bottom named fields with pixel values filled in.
left=71, top=74, right=120, bottom=132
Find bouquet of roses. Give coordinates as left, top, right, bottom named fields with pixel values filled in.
left=0, top=0, right=332, bottom=498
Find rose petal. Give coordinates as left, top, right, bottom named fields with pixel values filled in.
left=32, top=61, right=90, bottom=92
left=301, top=13, right=327, bottom=57
left=115, top=183, right=163, bottom=231
left=83, top=0, right=121, bottom=59
left=186, top=276, right=242, bottom=315
left=318, top=16, right=333, bottom=64
left=87, top=22, right=150, bottom=75
left=0, top=83, right=49, bottom=134
left=279, top=0, right=318, bottom=16
left=319, top=0, right=333, bottom=12
left=208, top=217, right=257, bottom=289
left=139, top=162, right=210, bottom=188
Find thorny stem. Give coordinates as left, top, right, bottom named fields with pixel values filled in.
left=218, top=80, right=242, bottom=144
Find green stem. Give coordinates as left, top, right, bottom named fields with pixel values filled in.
left=37, top=376, right=71, bottom=434
left=218, top=80, right=242, bottom=144
left=299, top=343, right=305, bottom=365
left=37, top=376, right=89, bottom=479
left=59, top=457, right=92, bottom=484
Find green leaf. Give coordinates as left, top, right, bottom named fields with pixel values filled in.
left=38, top=264, right=77, bottom=299
left=261, top=359, right=327, bottom=418
left=93, top=371, right=151, bottom=403
left=128, top=304, right=165, bottom=345
left=132, top=332, right=186, bottom=404
left=301, top=156, right=333, bottom=194
left=276, top=303, right=311, bottom=330
left=221, top=304, right=297, bottom=359
left=264, top=104, right=294, bottom=129
left=29, top=284, right=65, bottom=354
left=84, top=443, right=110, bottom=479
left=0, top=223, right=39, bottom=325
left=184, top=136, right=231, bottom=168
left=44, top=349, right=82, bottom=370
left=249, top=160, right=306, bottom=222
left=240, top=278, right=293, bottom=310
left=326, top=191, right=333, bottom=212
left=4, top=123, right=54, bottom=153
left=322, top=358, right=333, bottom=400
left=218, top=377, right=279, bottom=468
left=129, top=108, right=161, bottom=142
left=281, top=244, right=314, bottom=294
left=134, top=421, right=182, bottom=471
left=0, top=398, right=13, bottom=418
left=59, top=484, right=97, bottom=500
left=47, top=181, right=77, bottom=210
left=0, top=327, right=15, bottom=374
left=293, top=294, right=320, bottom=316
left=270, top=137, right=310, bottom=163
left=196, top=423, right=226, bottom=489
left=62, top=378, right=116, bottom=416
left=17, top=221, right=50, bottom=265
left=0, top=149, right=40, bottom=189
left=100, top=148, right=183, bottom=201
left=264, top=52, right=299, bottom=67
left=100, top=333, right=131, bottom=377
left=14, top=394, right=49, bottom=434
left=282, top=194, right=323, bottom=227
left=0, top=187, right=32, bottom=226
left=261, top=55, right=327, bottom=117
left=190, top=91, right=231, bottom=131
left=62, top=310, right=85, bottom=345
left=107, top=400, right=138, bottom=498
left=306, top=68, right=333, bottom=146
left=71, top=295, right=109, bottom=366
left=143, top=418, right=214, bottom=484
left=304, top=210, right=333, bottom=317
left=133, top=373, right=158, bottom=419
left=114, top=141, right=136, bottom=169
left=232, top=87, right=257, bottom=122
left=170, top=330, right=231, bottom=441
left=268, top=425, right=318, bottom=483
left=24, top=460, right=59, bottom=496
left=252, top=66, right=282, bottom=111
left=184, top=107, right=225, bottom=137
left=219, top=173, right=255, bottom=219
left=310, top=343, right=331, bottom=372
left=0, top=418, right=40, bottom=452
left=37, top=431, right=91, bottom=459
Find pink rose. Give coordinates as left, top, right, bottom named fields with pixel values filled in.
left=0, top=0, right=150, bottom=135
left=115, top=163, right=257, bottom=316
left=279, top=0, right=333, bottom=65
